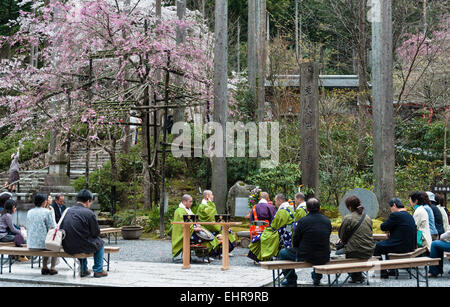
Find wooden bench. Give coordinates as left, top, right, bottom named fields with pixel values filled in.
left=387, top=247, right=427, bottom=260
left=260, top=257, right=380, bottom=287
left=0, top=242, right=15, bottom=247
left=100, top=227, right=122, bottom=244
left=385, top=247, right=428, bottom=279
left=0, top=246, right=120, bottom=278
left=313, top=257, right=440, bottom=287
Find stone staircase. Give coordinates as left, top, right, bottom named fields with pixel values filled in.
left=68, top=146, right=115, bottom=182
left=0, top=146, right=117, bottom=194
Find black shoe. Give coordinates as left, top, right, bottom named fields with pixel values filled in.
left=80, top=269, right=91, bottom=277
left=387, top=269, right=398, bottom=276
left=349, top=277, right=365, bottom=284
left=281, top=282, right=297, bottom=287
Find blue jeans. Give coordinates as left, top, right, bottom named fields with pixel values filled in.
left=79, top=246, right=105, bottom=273
left=279, top=248, right=323, bottom=285
left=429, top=240, right=450, bottom=276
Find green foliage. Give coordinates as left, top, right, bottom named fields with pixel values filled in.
left=72, top=160, right=129, bottom=212
left=0, top=133, right=49, bottom=172
left=396, top=116, right=447, bottom=163
left=0, top=0, right=32, bottom=36
left=246, top=163, right=302, bottom=199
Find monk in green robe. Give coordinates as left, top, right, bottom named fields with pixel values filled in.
left=171, top=194, right=220, bottom=258
left=198, top=190, right=237, bottom=254
left=248, top=193, right=306, bottom=262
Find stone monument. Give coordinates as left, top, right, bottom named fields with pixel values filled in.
left=226, top=181, right=256, bottom=216
left=339, top=188, right=379, bottom=219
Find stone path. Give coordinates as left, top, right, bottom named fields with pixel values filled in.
left=0, top=259, right=272, bottom=287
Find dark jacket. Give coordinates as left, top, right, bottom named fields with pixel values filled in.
left=292, top=211, right=331, bottom=265
left=379, top=211, right=417, bottom=253
left=51, top=200, right=67, bottom=224
left=430, top=204, right=444, bottom=235
left=60, top=204, right=103, bottom=255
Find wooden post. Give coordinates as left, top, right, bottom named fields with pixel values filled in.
left=182, top=224, right=191, bottom=269
left=257, top=0, right=266, bottom=123
left=212, top=0, right=228, bottom=214
left=300, top=62, right=320, bottom=196
left=221, top=224, right=230, bottom=271
left=371, top=0, right=395, bottom=219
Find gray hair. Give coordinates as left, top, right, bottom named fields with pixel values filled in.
left=181, top=194, right=192, bottom=202
left=203, top=190, right=213, bottom=198
left=295, top=192, right=305, bottom=201
left=54, top=193, right=64, bottom=201
left=275, top=193, right=286, bottom=202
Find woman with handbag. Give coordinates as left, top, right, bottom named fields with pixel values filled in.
left=26, top=194, right=58, bottom=275
left=337, top=195, right=375, bottom=283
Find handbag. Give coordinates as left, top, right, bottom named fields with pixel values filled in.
left=417, top=230, right=423, bottom=248
left=45, top=208, right=70, bottom=252
left=336, top=213, right=366, bottom=251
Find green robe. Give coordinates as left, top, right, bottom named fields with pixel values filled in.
left=197, top=200, right=237, bottom=245
left=171, top=207, right=220, bottom=258
left=248, top=208, right=295, bottom=261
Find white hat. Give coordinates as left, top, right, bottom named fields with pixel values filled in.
left=426, top=191, right=436, bottom=203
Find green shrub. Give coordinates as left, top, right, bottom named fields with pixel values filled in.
left=246, top=163, right=302, bottom=199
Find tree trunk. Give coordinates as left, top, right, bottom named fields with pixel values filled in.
left=248, top=0, right=257, bottom=110
left=372, top=0, right=395, bottom=219
left=173, top=0, right=186, bottom=124
left=212, top=0, right=228, bottom=214
left=356, top=0, right=370, bottom=171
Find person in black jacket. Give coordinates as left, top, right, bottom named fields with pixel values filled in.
left=60, top=189, right=107, bottom=278
left=373, top=198, right=417, bottom=278
left=426, top=192, right=445, bottom=237
left=51, top=193, right=67, bottom=224
left=278, top=198, right=332, bottom=287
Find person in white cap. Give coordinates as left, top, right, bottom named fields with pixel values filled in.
left=426, top=191, right=445, bottom=237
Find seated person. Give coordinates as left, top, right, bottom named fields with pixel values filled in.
left=171, top=194, right=220, bottom=259
left=0, top=199, right=26, bottom=246
left=409, top=191, right=432, bottom=251
left=26, top=193, right=58, bottom=275
left=0, top=192, right=12, bottom=212
left=294, top=192, right=307, bottom=212
left=279, top=198, right=332, bottom=287
left=247, top=194, right=296, bottom=263
left=428, top=229, right=450, bottom=277
left=337, top=196, right=375, bottom=283
left=249, top=192, right=277, bottom=237
left=293, top=192, right=307, bottom=222
left=427, top=191, right=445, bottom=237
left=60, top=189, right=107, bottom=278
left=435, top=194, right=449, bottom=232
left=197, top=190, right=236, bottom=254
left=374, top=198, right=417, bottom=278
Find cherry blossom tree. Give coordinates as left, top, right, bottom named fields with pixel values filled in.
left=0, top=0, right=213, bottom=213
